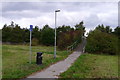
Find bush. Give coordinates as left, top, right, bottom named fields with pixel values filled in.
left=32, top=38, right=39, bottom=46
left=57, top=30, right=82, bottom=50
left=85, top=30, right=118, bottom=55
left=57, top=32, right=71, bottom=50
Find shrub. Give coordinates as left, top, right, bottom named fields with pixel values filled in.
left=85, top=30, right=118, bottom=55
left=57, top=32, right=71, bottom=50
left=32, top=38, right=39, bottom=46
left=57, top=30, right=82, bottom=50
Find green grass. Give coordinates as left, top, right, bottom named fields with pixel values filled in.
left=60, top=53, right=118, bottom=78
left=2, top=44, right=71, bottom=78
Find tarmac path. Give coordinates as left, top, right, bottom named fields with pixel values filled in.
left=26, top=38, right=86, bottom=78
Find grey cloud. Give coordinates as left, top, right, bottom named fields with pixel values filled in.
left=2, top=2, right=59, bottom=13
left=85, top=14, right=101, bottom=29
left=2, top=2, right=117, bottom=19
left=1, top=2, right=118, bottom=31
left=3, top=2, right=114, bottom=13
left=118, top=2, right=120, bottom=26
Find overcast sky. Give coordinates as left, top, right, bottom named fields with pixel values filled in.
left=1, top=2, right=118, bottom=34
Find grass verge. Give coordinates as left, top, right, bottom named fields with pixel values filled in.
left=2, top=44, right=71, bottom=78
left=60, top=53, right=118, bottom=78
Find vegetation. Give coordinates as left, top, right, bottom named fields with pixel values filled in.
left=2, top=45, right=71, bottom=78
left=2, top=21, right=85, bottom=50
left=59, top=25, right=119, bottom=78
left=2, top=21, right=85, bottom=79
left=41, top=24, right=54, bottom=46
left=57, top=21, right=85, bottom=50
left=60, top=53, right=118, bottom=78
left=2, top=21, right=120, bottom=79
left=85, top=25, right=119, bottom=55
left=113, top=26, right=120, bottom=37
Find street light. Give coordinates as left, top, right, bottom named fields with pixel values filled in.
left=54, top=9, right=60, bottom=59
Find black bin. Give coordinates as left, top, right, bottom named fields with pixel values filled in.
left=36, top=52, right=43, bottom=65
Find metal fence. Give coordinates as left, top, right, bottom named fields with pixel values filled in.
left=67, top=40, right=79, bottom=52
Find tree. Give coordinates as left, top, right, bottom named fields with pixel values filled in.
left=57, top=32, right=71, bottom=49
left=75, top=21, right=85, bottom=36
left=10, top=21, right=14, bottom=27
left=22, top=28, right=29, bottom=43
left=57, top=21, right=85, bottom=50
left=57, top=25, right=74, bottom=33
left=96, top=24, right=112, bottom=33
left=106, top=26, right=112, bottom=33
left=2, top=24, right=12, bottom=42
left=85, top=28, right=118, bottom=55
left=2, top=21, right=85, bottom=47
left=10, top=24, right=23, bottom=43
left=32, top=26, right=41, bottom=44
left=41, top=25, right=54, bottom=46
left=75, top=21, right=84, bottom=30
left=114, top=26, right=120, bottom=37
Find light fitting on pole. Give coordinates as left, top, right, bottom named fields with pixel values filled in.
left=55, top=9, right=60, bottom=12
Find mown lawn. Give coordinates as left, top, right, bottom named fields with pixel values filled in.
left=2, top=44, right=70, bottom=79
left=60, top=53, right=118, bottom=78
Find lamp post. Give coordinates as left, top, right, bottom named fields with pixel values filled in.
left=54, top=9, right=60, bottom=59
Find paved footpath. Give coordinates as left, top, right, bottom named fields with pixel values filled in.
left=27, top=38, right=86, bottom=78
left=27, top=51, right=81, bottom=78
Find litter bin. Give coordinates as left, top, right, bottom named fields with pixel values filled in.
left=36, top=52, right=43, bottom=65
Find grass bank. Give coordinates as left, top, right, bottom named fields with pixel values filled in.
left=60, top=53, right=118, bottom=78
left=2, top=44, right=70, bottom=78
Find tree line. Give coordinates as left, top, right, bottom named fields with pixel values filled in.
left=85, top=24, right=120, bottom=55
left=2, top=21, right=119, bottom=54
left=2, top=21, right=85, bottom=50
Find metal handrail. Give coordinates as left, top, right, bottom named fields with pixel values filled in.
left=67, top=40, right=79, bottom=51
left=67, top=36, right=86, bottom=52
